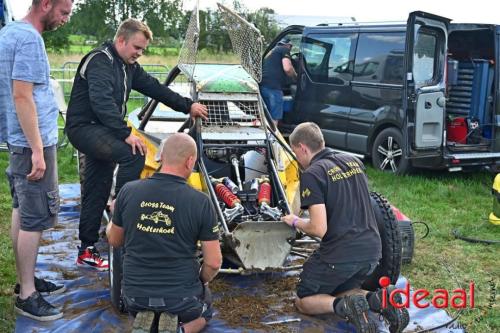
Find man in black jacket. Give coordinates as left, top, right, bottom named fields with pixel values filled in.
left=66, top=18, right=208, bottom=270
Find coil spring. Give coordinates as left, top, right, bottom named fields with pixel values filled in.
left=215, top=183, right=240, bottom=208
left=258, top=181, right=271, bottom=205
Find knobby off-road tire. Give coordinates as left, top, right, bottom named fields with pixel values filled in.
left=361, top=192, right=402, bottom=291
left=109, top=244, right=125, bottom=312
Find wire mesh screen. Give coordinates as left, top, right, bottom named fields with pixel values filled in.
left=177, top=1, right=199, bottom=80
left=200, top=99, right=262, bottom=128
left=217, top=3, right=263, bottom=83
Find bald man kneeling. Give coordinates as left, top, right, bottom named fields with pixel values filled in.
left=107, top=133, right=222, bottom=333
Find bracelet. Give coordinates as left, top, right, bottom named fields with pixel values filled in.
left=292, top=217, right=299, bottom=229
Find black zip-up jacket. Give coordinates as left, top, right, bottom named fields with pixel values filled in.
left=66, top=41, right=193, bottom=141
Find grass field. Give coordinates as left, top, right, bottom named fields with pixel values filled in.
left=0, top=51, right=498, bottom=332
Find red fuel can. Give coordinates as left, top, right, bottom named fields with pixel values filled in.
left=447, top=117, right=468, bottom=144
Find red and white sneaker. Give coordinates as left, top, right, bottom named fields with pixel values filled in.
left=76, top=246, right=109, bottom=271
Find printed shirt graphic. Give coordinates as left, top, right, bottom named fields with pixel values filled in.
left=300, top=148, right=381, bottom=264
left=0, top=21, right=58, bottom=147
left=113, top=173, right=219, bottom=298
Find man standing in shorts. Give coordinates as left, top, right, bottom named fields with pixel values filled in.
left=0, top=0, right=73, bottom=321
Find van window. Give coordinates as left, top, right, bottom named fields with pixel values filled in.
left=353, top=32, right=405, bottom=84
left=413, top=27, right=438, bottom=86
left=302, top=33, right=356, bottom=84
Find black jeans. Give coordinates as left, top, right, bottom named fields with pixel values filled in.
left=67, top=124, right=145, bottom=246
left=296, top=252, right=378, bottom=298
left=123, top=294, right=212, bottom=324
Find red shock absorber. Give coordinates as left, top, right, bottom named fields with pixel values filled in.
left=258, top=179, right=271, bottom=205
left=214, top=183, right=240, bottom=208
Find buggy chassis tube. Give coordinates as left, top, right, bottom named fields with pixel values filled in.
left=267, top=148, right=292, bottom=215
left=266, top=126, right=301, bottom=170
left=192, top=116, right=231, bottom=235
left=138, top=66, right=181, bottom=131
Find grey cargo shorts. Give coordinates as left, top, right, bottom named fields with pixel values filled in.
left=6, top=144, right=59, bottom=231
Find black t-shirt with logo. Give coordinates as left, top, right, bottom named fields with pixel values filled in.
left=260, top=45, right=291, bottom=90
left=113, top=173, right=219, bottom=298
left=300, top=148, right=381, bottom=264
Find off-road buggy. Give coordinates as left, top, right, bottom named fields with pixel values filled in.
left=103, top=3, right=413, bottom=312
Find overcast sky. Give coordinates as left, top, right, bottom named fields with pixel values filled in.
left=11, top=0, right=500, bottom=24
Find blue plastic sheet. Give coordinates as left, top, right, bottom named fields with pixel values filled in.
left=15, top=184, right=465, bottom=332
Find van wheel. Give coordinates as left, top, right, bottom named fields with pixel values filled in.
left=361, top=192, right=402, bottom=291
left=109, top=244, right=125, bottom=312
left=371, top=128, right=410, bottom=174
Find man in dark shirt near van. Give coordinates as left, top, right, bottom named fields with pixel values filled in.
left=260, top=37, right=297, bottom=124
left=107, top=133, right=222, bottom=333
left=282, top=122, right=409, bottom=333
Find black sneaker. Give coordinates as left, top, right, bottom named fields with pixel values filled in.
left=15, top=291, right=63, bottom=321
left=339, top=295, right=376, bottom=333
left=132, top=311, right=155, bottom=333
left=158, top=312, right=178, bottom=333
left=372, top=286, right=410, bottom=333
left=14, top=277, right=66, bottom=296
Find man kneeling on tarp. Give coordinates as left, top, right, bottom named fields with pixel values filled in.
left=281, top=122, right=409, bottom=333
left=106, top=133, right=222, bottom=333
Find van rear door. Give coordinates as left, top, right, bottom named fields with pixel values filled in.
left=404, top=11, right=450, bottom=158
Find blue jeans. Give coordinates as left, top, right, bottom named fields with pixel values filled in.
left=260, top=86, right=284, bottom=121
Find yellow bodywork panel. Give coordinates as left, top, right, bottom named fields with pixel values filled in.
left=272, top=131, right=301, bottom=216
left=130, top=127, right=203, bottom=191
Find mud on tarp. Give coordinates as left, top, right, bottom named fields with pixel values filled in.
left=15, top=184, right=465, bottom=333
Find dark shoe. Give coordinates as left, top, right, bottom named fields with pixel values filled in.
left=132, top=311, right=155, bottom=333
left=339, top=295, right=376, bottom=333
left=14, top=277, right=66, bottom=296
left=15, top=291, right=63, bottom=321
left=372, top=286, right=410, bottom=333
left=158, top=312, right=178, bottom=333
left=76, top=246, right=109, bottom=271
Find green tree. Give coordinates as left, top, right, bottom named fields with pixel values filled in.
left=66, top=0, right=116, bottom=43
left=141, top=0, right=184, bottom=44
left=246, top=7, right=280, bottom=45
left=43, top=24, right=71, bottom=52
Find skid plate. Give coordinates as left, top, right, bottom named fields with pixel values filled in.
left=230, top=221, right=295, bottom=270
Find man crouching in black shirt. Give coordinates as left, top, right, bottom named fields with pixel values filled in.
left=106, top=133, right=222, bottom=333
left=282, top=123, right=408, bottom=333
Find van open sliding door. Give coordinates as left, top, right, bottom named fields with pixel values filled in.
left=404, top=11, right=450, bottom=158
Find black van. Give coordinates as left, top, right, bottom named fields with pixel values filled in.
left=267, top=11, right=500, bottom=174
